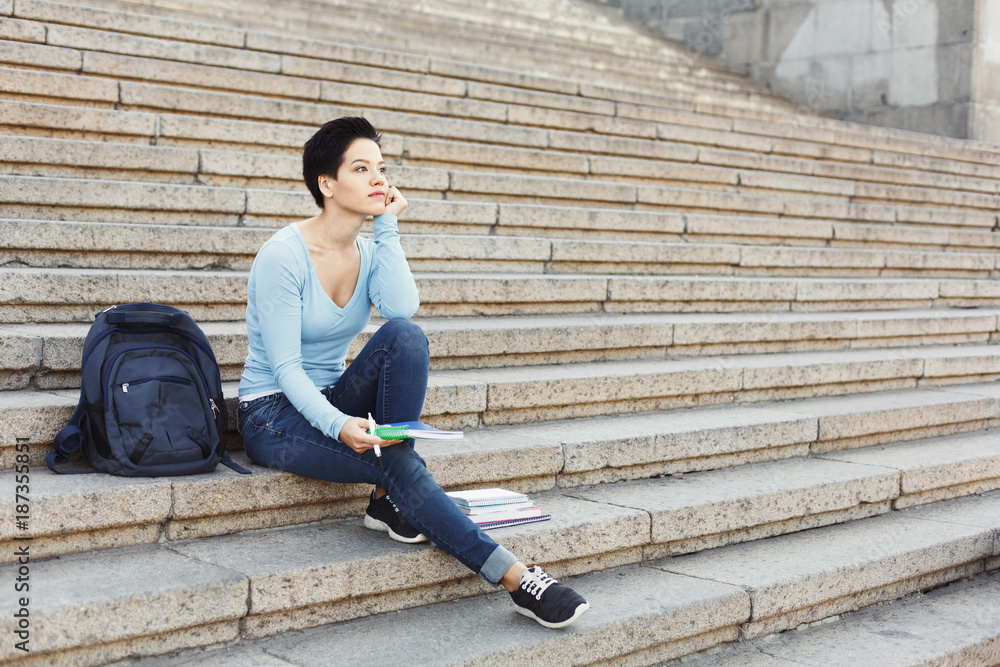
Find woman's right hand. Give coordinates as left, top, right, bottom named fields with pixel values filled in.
left=338, top=417, right=403, bottom=454
left=383, top=185, right=407, bottom=217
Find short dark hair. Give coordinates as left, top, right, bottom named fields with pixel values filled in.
left=302, top=116, right=382, bottom=208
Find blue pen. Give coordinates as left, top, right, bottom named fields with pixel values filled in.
left=368, top=412, right=384, bottom=472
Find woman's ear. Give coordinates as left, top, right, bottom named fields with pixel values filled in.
left=318, top=175, right=334, bottom=200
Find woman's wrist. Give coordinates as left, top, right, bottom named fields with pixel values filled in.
left=372, top=214, right=401, bottom=241
left=333, top=414, right=351, bottom=442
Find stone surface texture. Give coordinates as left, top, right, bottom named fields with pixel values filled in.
left=2, top=0, right=1000, bottom=664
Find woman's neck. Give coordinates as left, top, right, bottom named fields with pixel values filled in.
left=300, top=207, right=364, bottom=252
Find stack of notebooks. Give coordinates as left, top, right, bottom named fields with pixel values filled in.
left=445, top=488, right=551, bottom=530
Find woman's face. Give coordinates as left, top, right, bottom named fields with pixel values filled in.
left=324, top=138, right=389, bottom=216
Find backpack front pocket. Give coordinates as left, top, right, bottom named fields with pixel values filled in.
left=106, top=347, right=216, bottom=468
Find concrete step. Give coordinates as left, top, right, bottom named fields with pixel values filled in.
left=5, top=189, right=1000, bottom=254
left=406, top=134, right=1000, bottom=196
left=8, top=93, right=997, bottom=200
left=0, top=23, right=996, bottom=181
left=249, top=0, right=699, bottom=68
left=0, top=488, right=700, bottom=663
left=1, top=3, right=996, bottom=172
left=0, top=99, right=161, bottom=145
left=673, top=570, right=1000, bottom=667
left=0, top=34, right=774, bottom=133
left=819, top=431, right=1000, bottom=509
left=6, top=488, right=996, bottom=665
left=6, top=343, right=1000, bottom=467
left=5, top=219, right=999, bottom=279
left=1, top=66, right=995, bottom=212
left=152, top=574, right=1000, bottom=667
left=8, top=0, right=789, bottom=110
left=7, top=0, right=1000, bottom=171
left=425, top=344, right=1000, bottom=425
left=5, top=308, right=998, bottom=390
left=0, top=29, right=746, bottom=123
left=6, top=407, right=1000, bottom=564
left=7, top=265, right=1000, bottom=322
left=7, top=134, right=1000, bottom=216
left=0, top=175, right=511, bottom=229
left=657, top=492, right=1000, bottom=640
left=4, top=167, right=994, bottom=232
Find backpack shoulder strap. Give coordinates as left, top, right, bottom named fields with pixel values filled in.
left=220, top=450, right=252, bottom=475
left=47, top=399, right=98, bottom=475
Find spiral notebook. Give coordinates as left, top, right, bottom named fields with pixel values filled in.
left=446, top=488, right=531, bottom=509
left=475, top=513, right=551, bottom=530
left=368, top=421, right=464, bottom=440
left=466, top=505, right=544, bottom=522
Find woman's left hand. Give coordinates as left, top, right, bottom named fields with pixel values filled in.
left=383, top=186, right=407, bottom=217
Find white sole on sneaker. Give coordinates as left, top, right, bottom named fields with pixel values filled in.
left=388, top=529, right=429, bottom=544
left=514, top=601, right=590, bottom=629
left=363, top=513, right=429, bottom=544
left=363, top=513, right=389, bottom=533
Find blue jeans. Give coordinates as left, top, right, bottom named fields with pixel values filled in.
left=236, top=319, right=518, bottom=586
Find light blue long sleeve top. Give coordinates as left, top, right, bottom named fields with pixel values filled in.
left=239, top=214, right=419, bottom=441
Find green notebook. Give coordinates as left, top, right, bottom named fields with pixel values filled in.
left=368, top=421, right=464, bottom=440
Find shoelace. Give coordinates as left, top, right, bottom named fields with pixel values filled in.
left=520, top=568, right=557, bottom=600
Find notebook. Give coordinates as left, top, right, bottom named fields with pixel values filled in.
left=445, top=488, right=531, bottom=509
left=476, top=513, right=552, bottom=530
left=465, top=506, right=545, bottom=523
left=368, top=421, right=464, bottom=440
left=461, top=500, right=535, bottom=514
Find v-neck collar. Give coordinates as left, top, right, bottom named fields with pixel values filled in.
left=291, top=222, right=364, bottom=312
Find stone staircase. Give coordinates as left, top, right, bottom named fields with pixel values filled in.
left=1, top=0, right=999, bottom=664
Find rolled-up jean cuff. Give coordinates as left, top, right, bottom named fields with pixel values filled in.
left=479, top=544, right=519, bottom=586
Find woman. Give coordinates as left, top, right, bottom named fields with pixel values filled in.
left=237, top=116, right=589, bottom=629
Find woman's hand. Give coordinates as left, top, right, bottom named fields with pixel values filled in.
left=338, top=416, right=404, bottom=454
left=383, top=185, right=407, bottom=217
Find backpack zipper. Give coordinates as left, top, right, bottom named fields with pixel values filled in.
left=120, top=376, right=194, bottom=393
left=104, top=346, right=211, bottom=414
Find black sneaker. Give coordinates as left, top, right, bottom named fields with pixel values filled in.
left=363, top=490, right=428, bottom=544
left=509, top=566, right=589, bottom=629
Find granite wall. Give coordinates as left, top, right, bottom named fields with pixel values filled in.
left=599, top=0, right=1000, bottom=143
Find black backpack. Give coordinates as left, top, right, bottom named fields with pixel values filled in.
left=48, top=303, right=249, bottom=476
